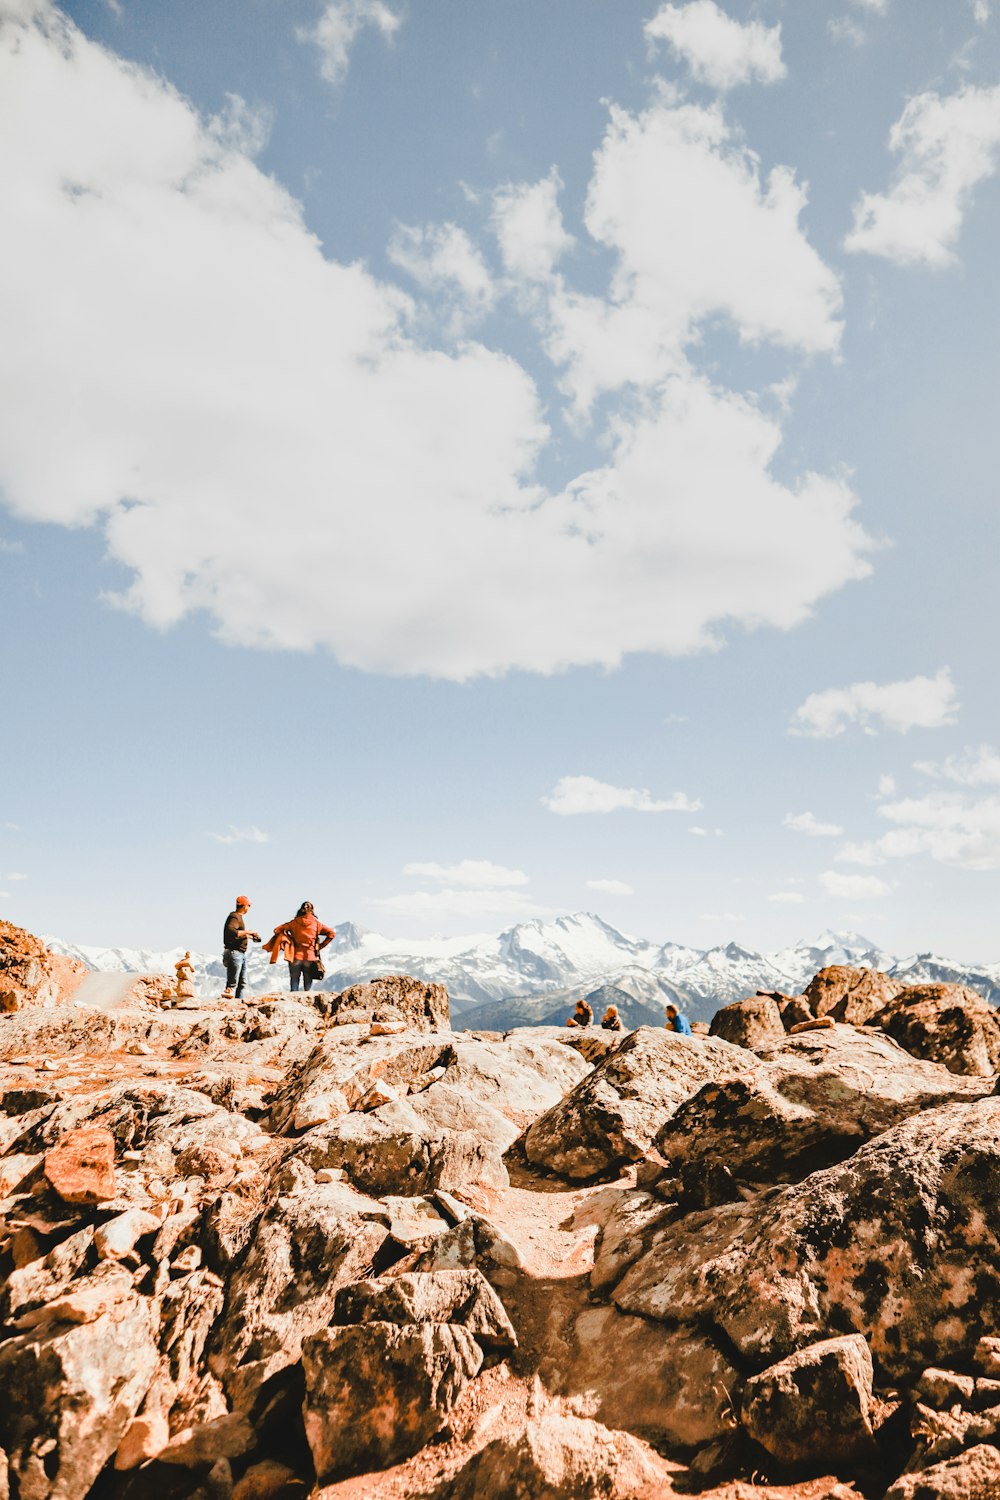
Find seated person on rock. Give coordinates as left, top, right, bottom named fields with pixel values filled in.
left=665, top=1002, right=693, bottom=1035
left=601, top=1004, right=623, bottom=1031
left=566, top=998, right=593, bottom=1028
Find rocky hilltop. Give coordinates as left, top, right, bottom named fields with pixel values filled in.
left=2, top=919, right=1000, bottom=1498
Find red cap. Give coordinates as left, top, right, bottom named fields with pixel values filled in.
left=236, top=895, right=251, bottom=907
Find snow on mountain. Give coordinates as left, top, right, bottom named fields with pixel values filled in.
left=45, top=913, right=1000, bottom=1024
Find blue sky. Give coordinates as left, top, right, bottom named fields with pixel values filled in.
left=2, top=0, right=1000, bottom=957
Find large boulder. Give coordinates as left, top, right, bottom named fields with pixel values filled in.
left=741, top=1334, right=875, bottom=1466
left=709, top=995, right=785, bottom=1050
left=0, top=920, right=86, bottom=1013
left=333, top=1270, right=517, bottom=1357
left=327, top=974, right=450, bottom=1031
left=877, top=984, right=1000, bottom=1077
left=654, top=1024, right=989, bottom=1201
left=301, top=1321, right=482, bottom=1481
left=0, top=1292, right=159, bottom=1500
left=803, top=966, right=903, bottom=1025
left=443, top=1413, right=676, bottom=1500
left=616, top=1097, right=1000, bottom=1383
left=269, top=1031, right=455, bottom=1133
left=437, top=1032, right=590, bottom=1128
left=295, top=1097, right=509, bottom=1196
left=209, top=1181, right=389, bottom=1409
left=524, top=1027, right=756, bottom=1181
left=884, top=1444, right=1000, bottom=1500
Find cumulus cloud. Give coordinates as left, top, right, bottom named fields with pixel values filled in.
left=0, top=3, right=873, bottom=681
left=914, top=744, right=1000, bottom=786
left=839, top=772, right=1000, bottom=871
left=784, top=810, right=845, bottom=837
left=586, top=878, right=635, bottom=896
left=209, top=826, right=269, bottom=845
left=645, top=2, right=785, bottom=92
left=768, top=891, right=806, bottom=903
left=689, top=825, right=723, bottom=836
left=845, top=84, right=1000, bottom=267
left=819, top=870, right=891, bottom=900
left=701, top=911, right=746, bottom=923
left=492, top=170, right=575, bottom=282
left=388, top=222, right=495, bottom=331
left=403, top=859, right=529, bottom=887
left=543, top=94, right=844, bottom=415
left=790, top=670, right=958, bottom=738
left=543, top=775, right=701, bottom=815
left=298, top=0, right=402, bottom=87
left=972, top=0, right=991, bottom=22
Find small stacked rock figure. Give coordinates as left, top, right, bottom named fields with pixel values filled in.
left=173, top=951, right=196, bottom=1006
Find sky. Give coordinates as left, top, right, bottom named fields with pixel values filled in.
left=2, top=0, right=1000, bottom=959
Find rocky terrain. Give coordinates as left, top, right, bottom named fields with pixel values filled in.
left=3, top=920, right=1000, bottom=1498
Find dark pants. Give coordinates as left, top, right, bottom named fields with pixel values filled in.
left=223, top=948, right=248, bottom=998
left=289, top=960, right=313, bottom=992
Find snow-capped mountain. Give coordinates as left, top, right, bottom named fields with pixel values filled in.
left=45, top=912, right=1000, bottom=1024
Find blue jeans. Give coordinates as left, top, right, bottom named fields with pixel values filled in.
left=223, top=948, right=248, bottom=997
left=289, top=960, right=313, bottom=992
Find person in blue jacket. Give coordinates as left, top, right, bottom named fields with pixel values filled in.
left=665, top=1002, right=693, bottom=1035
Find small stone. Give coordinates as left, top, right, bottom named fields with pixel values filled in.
left=44, top=1126, right=117, bottom=1205
left=369, top=1021, right=407, bottom=1036
left=0, top=1152, right=42, bottom=1197
left=973, top=1336, right=1000, bottom=1377
left=916, top=1367, right=976, bottom=1409
left=233, top=1459, right=306, bottom=1500
left=158, top=1413, right=256, bottom=1468
left=115, top=1412, right=170, bottom=1470
left=95, top=1208, right=162, bottom=1261
left=883, top=1443, right=1000, bottom=1500
left=358, top=1080, right=399, bottom=1111
left=172, top=1245, right=202, bottom=1273
left=314, top=1168, right=345, bottom=1183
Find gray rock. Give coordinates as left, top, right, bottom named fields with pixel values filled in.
left=301, top=1320, right=482, bottom=1481
left=741, top=1334, right=875, bottom=1466
left=524, top=1026, right=755, bottom=1181
left=884, top=1444, right=1000, bottom=1500
left=710, top=995, right=785, bottom=1050
left=0, top=1291, right=158, bottom=1500
left=442, top=1412, right=675, bottom=1499
left=333, top=1269, right=517, bottom=1355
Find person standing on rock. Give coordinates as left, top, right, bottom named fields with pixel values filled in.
left=665, top=1002, right=693, bottom=1036
left=222, top=896, right=260, bottom=1000
left=267, top=901, right=335, bottom=992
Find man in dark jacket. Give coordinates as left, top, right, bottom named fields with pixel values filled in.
left=222, top=895, right=260, bottom=1000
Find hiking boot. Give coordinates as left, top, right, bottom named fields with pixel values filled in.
left=221, top=988, right=235, bottom=999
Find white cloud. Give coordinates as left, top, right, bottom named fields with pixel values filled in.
left=0, top=4, right=873, bottom=682
left=701, top=911, right=746, bottom=922
left=298, top=0, right=401, bottom=87
left=970, top=0, right=991, bottom=23
left=689, top=825, right=723, bottom=836
left=790, top=669, right=958, bottom=738
left=586, top=878, right=635, bottom=896
left=209, top=826, right=269, bottom=845
left=372, top=887, right=546, bottom=921
left=768, top=891, right=806, bottom=904
left=388, top=222, right=495, bottom=330
left=819, top=870, right=891, bottom=900
left=784, top=810, right=845, bottom=837
left=403, top=859, right=529, bottom=888
left=543, top=94, right=844, bottom=416
left=841, top=785, right=1000, bottom=871
left=5, top=871, right=28, bottom=881
left=543, top=775, right=701, bottom=815
left=0, top=536, right=24, bottom=554
left=645, top=2, right=785, bottom=92
left=851, top=0, right=888, bottom=12
left=492, top=170, right=575, bottom=282
left=878, top=774, right=897, bottom=797
left=845, top=84, right=1000, bottom=267
left=914, top=744, right=1000, bottom=786
left=0, top=892, right=11, bottom=901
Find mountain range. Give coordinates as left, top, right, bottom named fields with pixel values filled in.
left=45, top=912, right=1000, bottom=1026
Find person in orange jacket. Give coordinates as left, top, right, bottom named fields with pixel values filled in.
left=265, top=901, right=335, bottom=992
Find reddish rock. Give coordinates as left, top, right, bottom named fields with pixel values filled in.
left=710, top=996, right=785, bottom=1050
left=878, top=983, right=1000, bottom=1077
left=884, top=1443, right=1000, bottom=1500
left=803, top=965, right=902, bottom=1026
left=44, top=1126, right=117, bottom=1205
